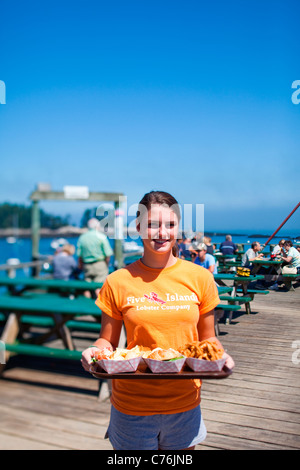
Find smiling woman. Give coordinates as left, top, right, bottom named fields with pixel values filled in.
left=81, top=190, right=234, bottom=451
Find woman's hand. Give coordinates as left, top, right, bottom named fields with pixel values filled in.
left=81, top=313, right=123, bottom=372
left=81, top=346, right=101, bottom=372
left=223, top=352, right=235, bottom=370
left=197, top=311, right=235, bottom=370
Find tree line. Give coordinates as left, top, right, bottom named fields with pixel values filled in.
left=0, top=203, right=70, bottom=229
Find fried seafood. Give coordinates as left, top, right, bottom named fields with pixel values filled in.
left=147, top=347, right=183, bottom=361
left=178, top=340, right=224, bottom=361
left=93, top=345, right=151, bottom=361
left=92, top=345, right=184, bottom=362
left=93, top=347, right=113, bottom=361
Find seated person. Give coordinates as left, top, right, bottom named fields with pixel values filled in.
left=191, top=242, right=218, bottom=274
left=219, top=235, right=238, bottom=258
left=241, top=242, right=263, bottom=268
left=52, top=244, right=77, bottom=280
left=202, top=236, right=214, bottom=255
left=270, top=240, right=300, bottom=291
left=281, top=241, right=300, bottom=274
left=271, top=239, right=285, bottom=258
left=177, top=234, right=192, bottom=259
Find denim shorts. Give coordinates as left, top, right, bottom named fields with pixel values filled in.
left=105, top=405, right=207, bottom=450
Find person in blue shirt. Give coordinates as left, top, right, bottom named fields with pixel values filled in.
left=192, top=242, right=218, bottom=274
left=177, top=234, right=193, bottom=259
left=52, top=244, right=77, bottom=280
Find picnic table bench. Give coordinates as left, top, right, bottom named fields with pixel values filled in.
left=280, top=273, right=300, bottom=291
left=236, top=288, right=269, bottom=299
left=0, top=307, right=102, bottom=332
left=217, top=286, right=233, bottom=295
left=0, top=276, right=103, bottom=296
left=214, top=303, right=241, bottom=334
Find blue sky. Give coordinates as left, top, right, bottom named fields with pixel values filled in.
left=0, top=0, right=299, bottom=234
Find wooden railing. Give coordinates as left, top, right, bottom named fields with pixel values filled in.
left=0, top=258, right=53, bottom=278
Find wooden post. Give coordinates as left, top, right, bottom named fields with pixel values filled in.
left=31, top=201, right=40, bottom=276
left=28, top=187, right=126, bottom=271
left=0, top=313, right=20, bottom=374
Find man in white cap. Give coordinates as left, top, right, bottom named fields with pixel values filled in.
left=77, top=218, right=113, bottom=297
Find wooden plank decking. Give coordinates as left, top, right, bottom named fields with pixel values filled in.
left=199, top=284, right=300, bottom=450
left=0, top=284, right=299, bottom=450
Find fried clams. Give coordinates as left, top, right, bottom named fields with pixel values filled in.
left=178, top=340, right=224, bottom=361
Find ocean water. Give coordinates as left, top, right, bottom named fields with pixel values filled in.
left=1, top=231, right=298, bottom=267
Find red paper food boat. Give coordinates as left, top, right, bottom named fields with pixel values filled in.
left=92, top=355, right=142, bottom=374
left=143, top=356, right=186, bottom=374
left=186, top=354, right=226, bottom=372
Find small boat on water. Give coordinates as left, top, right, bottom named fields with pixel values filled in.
left=6, top=236, right=17, bottom=244
left=123, top=241, right=143, bottom=254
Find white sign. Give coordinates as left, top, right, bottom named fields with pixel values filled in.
left=63, top=185, right=89, bottom=199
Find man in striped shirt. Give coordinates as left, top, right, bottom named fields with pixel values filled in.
left=219, top=235, right=238, bottom=256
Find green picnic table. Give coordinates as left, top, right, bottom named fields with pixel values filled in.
left=0, top=293, right=102, bottom=371
left=214, top=273, right=264, bottom=283
left=214, top=273, right=264, bottom=315
left=250, top=258, right=283, bottom=277
left=251, top=259, right=300, bottom=290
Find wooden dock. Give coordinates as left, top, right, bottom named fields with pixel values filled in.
left=0, top=285, right=300, bottom=450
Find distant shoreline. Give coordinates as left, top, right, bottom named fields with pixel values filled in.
left=0, top=226, right=298, bottom=239
left=0, top=227, right=86, bottom=239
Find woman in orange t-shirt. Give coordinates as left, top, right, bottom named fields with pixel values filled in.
left=81, top=191, right=234, bottom=450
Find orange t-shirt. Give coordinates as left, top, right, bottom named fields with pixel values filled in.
left=95, top=258, right=219, bottom=415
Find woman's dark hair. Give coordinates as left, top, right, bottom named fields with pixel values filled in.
left=137, top=191, right=181, bottom=257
